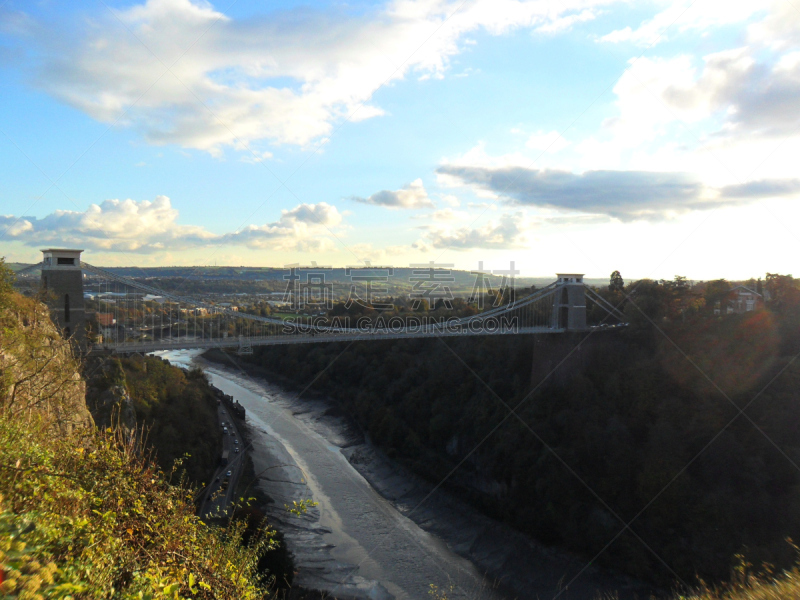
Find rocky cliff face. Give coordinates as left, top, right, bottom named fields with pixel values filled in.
left=0, top=294, right=93, bottom=433
left=85, top=356, right=137, bottom=431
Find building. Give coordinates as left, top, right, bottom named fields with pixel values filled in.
left=729, top=286, right=763, bottom=314
left=714, top=285, right=763, bottom=315
left=41, top=249, right=86, bottom=347
left=95, top=312, right=121, bottom=341
left=96, top=312, right=115, bottom=327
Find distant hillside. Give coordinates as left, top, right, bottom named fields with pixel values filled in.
left=87, top=265, right=608, bottom=291
left=5, top=262, right=36, bottom=273
left=8, top=259, right=610, bottom=289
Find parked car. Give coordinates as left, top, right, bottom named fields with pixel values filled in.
left=226, top=470, right=232, bottom=477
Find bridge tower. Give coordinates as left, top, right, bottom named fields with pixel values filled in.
left=41, top=249, right=86, bottom=347
left=551, top=273, right=587, bottom=331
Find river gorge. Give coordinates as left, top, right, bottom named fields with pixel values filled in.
left=159, top=349, right=646, bottom=600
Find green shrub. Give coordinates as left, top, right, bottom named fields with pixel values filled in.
left=0, top=414, right=273, bottom=599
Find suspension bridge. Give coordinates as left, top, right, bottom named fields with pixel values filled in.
left=30, top=249, right=627, bottom=355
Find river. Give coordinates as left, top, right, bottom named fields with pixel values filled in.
left=158, top=349, right=647, bottom=600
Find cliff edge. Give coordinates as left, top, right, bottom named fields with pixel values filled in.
left=0, top=283, right=92, bottom=433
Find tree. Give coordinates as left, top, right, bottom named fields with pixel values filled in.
left=703, top=279, right=730, bottom=314
left=0, top=258, right=15, bottom=310
left=766, top=273, right=800, bottom=317
left=623, top=279, right=664, bottom=329
left=609, top=270, right=624, bottom=293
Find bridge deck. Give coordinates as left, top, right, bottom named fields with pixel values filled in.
left=91, top=325, right=577, bottom=354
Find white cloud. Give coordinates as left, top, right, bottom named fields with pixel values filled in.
left=282, top=202, right=343, bottom=227
left=537, top=8, right=597, bottom=34
left=436, top=13, right=800, bottom=209
left=748, top=2, right=800, bottom=49
left=578, top=34, right=800, bottom=180
left=596, top=3, right=800, bottom=150
left=350, top=178, right=434, bottom=209
left=221, top=202, right=343, bottom=251
left=603, top=54, right=705, bottom=145
left=440, top=141, right=532, bottom=169
left=525, top=130, right=570, bottom=153
left=239, top=150, right=274, bottom=164
left=414, top=207, right=469, bottom=221
left=601, top=0, right=767, bottom=47
left=1, top=218, right=34, bottom=237
left=437, top=142, right=537, bottom=195
left=440, top=194, right=461, bottom=207
left=668, top=48, right=800, bottom=141
left=437, top=162, right=800, bottom=221
left=0, top=196, right=344, bottom=253
left=0, top=196, right=213, bottom=251
left=426, top=211, right=532, bottom=249
left=16, top=0, right=616, bottom=154
left=606, top=45, right=800, bottom=152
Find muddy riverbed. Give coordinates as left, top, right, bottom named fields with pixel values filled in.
left=159, top=349, right=651, bottom=600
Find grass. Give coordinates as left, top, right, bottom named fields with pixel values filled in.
left=678, top=559, right=800, bottom=600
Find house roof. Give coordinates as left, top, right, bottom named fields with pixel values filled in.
left=730, top=285, right=762, bottom=297
left=96, top=313, right=115, bottom=326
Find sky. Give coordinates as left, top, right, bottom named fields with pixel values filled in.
left=1, top=0, right=799, bottom=280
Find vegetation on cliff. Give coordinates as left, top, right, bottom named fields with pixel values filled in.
left=0, top=260, right=274, bottom=598
left=0, top=419, right=273, bottom=599
left=245, top=274, right=800, bottom=590
left=86, top=355, right=222, bottom=487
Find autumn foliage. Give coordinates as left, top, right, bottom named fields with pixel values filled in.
left=0, top=259, right=273, bottom=599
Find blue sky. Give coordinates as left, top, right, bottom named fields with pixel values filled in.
left=1, top=0, right=799, bottom=279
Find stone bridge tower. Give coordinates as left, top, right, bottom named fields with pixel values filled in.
left=530, top=274, right=590, bottom=391
left=41, top=249, right=86, bottom=347
left=551, top=273, right=587, bottom=331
